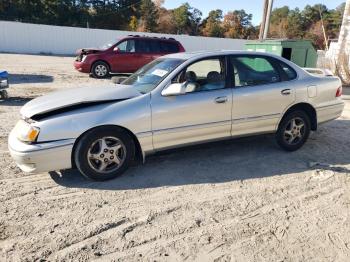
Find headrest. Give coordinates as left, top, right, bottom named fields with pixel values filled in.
left=207, top=71, right=222, bottom=83
left=185, top=71, right=197, bottom=82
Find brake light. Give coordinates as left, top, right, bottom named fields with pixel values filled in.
left=336, top=86, right=342, bottom=97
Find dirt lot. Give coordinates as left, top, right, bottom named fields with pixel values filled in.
left=0, top=53, right=350, bottom=261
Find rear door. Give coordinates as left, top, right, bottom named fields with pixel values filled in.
left=229, top=55, right=296, bottom=136
left=133, top=39, right=154, bottom=70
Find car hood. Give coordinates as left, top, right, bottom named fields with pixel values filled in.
left=21, top=84, right=141, bottom=119
left=76, top=48, right=103, bottom=55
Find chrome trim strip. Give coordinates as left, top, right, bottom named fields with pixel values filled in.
left=153, top=120, right=231, bottom=135
left=135, top=131, right=152, bottom=138
left=9, top=142, right=74, bottom=154
left=315, top=103, right=344, bottom=110
left=232, top=113, right=280, bottom=123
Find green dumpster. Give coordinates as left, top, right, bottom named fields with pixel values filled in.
left=245, top=39, right=317, bottom=68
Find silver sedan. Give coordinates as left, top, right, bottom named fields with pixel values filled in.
left=9, top=51, right=344, bottom=180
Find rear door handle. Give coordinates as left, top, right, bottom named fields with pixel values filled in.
left=281, top=89, right=291, bottom=95
left=215, top=96, right=228, bottom=104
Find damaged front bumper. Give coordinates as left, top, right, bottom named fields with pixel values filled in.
left=8, top=130, right=75, bottom=173
left=74, top=61, right=90, bottom=73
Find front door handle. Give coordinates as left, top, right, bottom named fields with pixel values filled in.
left=215, top=96, right=228, bottom=104
left=281, top=89, right=291, bottom=95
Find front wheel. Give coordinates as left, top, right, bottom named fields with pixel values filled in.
left=276, top=110, right=311, bottom=151
left=74, top=126, right=135, bottom=181
left=91, top=61, right=110, bottom=78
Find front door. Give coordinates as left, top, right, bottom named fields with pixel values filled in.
left=110, top=39, right=138, bottom=73
left=152, top=56, right=233, bottom=150
left=229, top=55, right=296, bottom=136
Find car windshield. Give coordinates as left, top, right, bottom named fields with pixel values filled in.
left=99, top=39, right=118, bottom=50
left=123, top=58, right=184, bottom=94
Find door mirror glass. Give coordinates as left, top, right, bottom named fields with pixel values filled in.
left=161, top=83, right=186, bottom=96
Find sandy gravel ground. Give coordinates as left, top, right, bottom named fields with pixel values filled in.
left=0, top=53, right=350, bottom=262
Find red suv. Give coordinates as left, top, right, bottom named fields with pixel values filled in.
left=74, top=35, right=185, bottom=78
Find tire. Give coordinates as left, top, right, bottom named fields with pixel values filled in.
left=0, top=90, right=8, bottom=100
left=74, top=126, right=135, bottom=181
left=91, top=61, right=110, bottom=78
left=276, top=110, right=311, bottom=151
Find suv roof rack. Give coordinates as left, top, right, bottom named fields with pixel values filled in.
left=127, top=34, right=177, bottom=41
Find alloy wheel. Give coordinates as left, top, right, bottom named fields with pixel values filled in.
left=95, top=64, right=108, bottom=77
left=283, top=117, right=305, bottom=145
left=87, top=136, right=126, bottom=174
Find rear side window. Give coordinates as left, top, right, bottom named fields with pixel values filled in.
left=279, top=62, right=297, bottom=80
left=160, top=41, right=179, bottom=53
left=149, top=40, right=161, bottom=53
left=136, top=40, right=151, bottom=53
left=230, top=56, right=281, bottom=87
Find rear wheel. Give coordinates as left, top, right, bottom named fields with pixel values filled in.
left=74, top=126, right=135, bottom=181
left=0, top=90, right=8, bottom=99
left=276, top=110, right=311, bottom=151
left=91, top=61, right=110, bottom=78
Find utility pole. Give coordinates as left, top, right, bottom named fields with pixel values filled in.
left=319, top=7, right=328, bottom=50
left=259, top=0, right=268, bottom=40
left=264, top=0, right=274, bottom=39
left=259, top=0, right=274, bottom=40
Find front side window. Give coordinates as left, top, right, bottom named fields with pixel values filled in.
left=173, top=57, right=226, bottom=93
left=123, top=58, right=184, bottom=94
left=230, top=56, right=281, bottom=87
left=115, top=40, right=135, bottom=53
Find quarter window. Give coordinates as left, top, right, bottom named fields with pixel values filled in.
left=160, top=41, right=179, bottom=53
left=230, top=56, right=281, bottom=87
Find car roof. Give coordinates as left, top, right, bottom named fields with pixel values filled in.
left=124, top=35, right=178, bottom=42
left=163, top=50, right=285, bottom=60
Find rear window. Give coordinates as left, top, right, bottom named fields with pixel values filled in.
left=160, top=41, right=179, bottom=53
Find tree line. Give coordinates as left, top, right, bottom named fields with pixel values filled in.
left=0, top=0, right=345, bottom=49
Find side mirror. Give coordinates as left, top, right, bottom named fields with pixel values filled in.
left=161, top=83, right=186, bottom=96
left=113, top=47, right=120, bottom=52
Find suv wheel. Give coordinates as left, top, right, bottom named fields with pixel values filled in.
left=92, top=61, right=110, bottom=78
left=276, top=110, right=311, bottom=151
left=74, top=126, right=135, bottom=181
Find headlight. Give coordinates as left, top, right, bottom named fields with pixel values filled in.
left=81, top=55, right=88, bottom=62
left=14, top=120, right=40, bottom=143
left=0, top=79, right=8, bottom=87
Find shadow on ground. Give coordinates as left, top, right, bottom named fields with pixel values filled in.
left=50, top=119, right=350, bottom=191
left=9, top=74, right=53, bottom=84
left=0, top=96, right=33, bottom=106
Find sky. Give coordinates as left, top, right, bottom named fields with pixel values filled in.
left=163, top=0, right=345, bottom=25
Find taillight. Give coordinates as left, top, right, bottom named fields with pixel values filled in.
left=336, top=86, right=342, bottom=97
